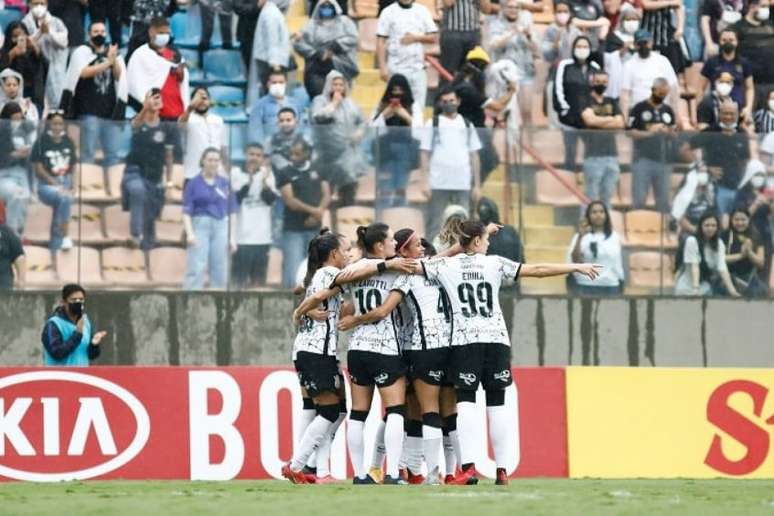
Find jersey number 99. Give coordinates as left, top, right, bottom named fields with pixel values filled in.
left=457, top=282, right=493, bottom=318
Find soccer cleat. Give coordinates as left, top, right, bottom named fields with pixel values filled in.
left=383, top=475, right=408, bottom=485
left=495, top=468, right=509, bottom=486
left=368, top=467, right=384, bottom=483
left=444, top=474, right=455, bottom=484
left=353, top=474, right=378, bottom=485
left=315, top=475, right=338, bottom=484
left=406, top=471, right=425, bottom=485
left=302, top=466, right=317, bottom=483
left=281, top=463, right=309, bottom=484
left=448, top=465, right=479, bottom=485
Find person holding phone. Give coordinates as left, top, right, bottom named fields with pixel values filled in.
left=41, top=283, right=107, bottom=366
left=568, top=201, right=624, bottom=296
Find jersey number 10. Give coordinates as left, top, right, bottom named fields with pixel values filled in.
left=355, top=289, right=383, bottom=314
left=457, top=282, right=493, bottom=318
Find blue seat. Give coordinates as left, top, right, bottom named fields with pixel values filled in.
left=209, top=86, right=246, bottom=123
left=227, top=124, right=248, bottom=163
left=202, top=49, right=246, bottom=86
left=179, top=48, right=205, bottom=81
left=212, top=106, right=248, bottom=123
left=170, top=11, right=200, bottom=49
left=0, top=9, right=22, bottom=31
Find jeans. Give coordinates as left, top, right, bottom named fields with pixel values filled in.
left=122, top=168, right=164, bottom=250
left=0, top=165, right=30, bottom=234
left=38, top=175, right=73, bottom=251
left=232, top=244, right=270, bottom=288
left=583, top=156, right=620, bottom=208
left=184, top=215, right=230, bottom=290
left=376, top=140, right=414, bottom=211
left=715, top=185, right=737, bottom=216
left=428, top=189, right=471, bottom=241
left=281, top=229, right=318, bottom=289
left=632, top=158, right=671, bottom=213
left=80, top=115, right=122, bottom=168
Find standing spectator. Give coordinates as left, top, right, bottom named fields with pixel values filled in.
left=568, top=200, right=624, bottom=295
left=0, top=219, right=25, bottom=291
left=182, top=148, right=237, bottom=290
left=753, top=88, right=774, bottom=136
left=619, top=29, right=680, bottom=120
left=0, top=102, right=33, bottom=235
left=371, top=74, right=422, bottom=209
left=248, top=70, right=305, bottom=145
left=247, top=0, right=290, bottom=109
left=734, top=159, right=772, bottom=273
left=0, top=21, right=47, bottom=114
left=419, top=87, right=482, bottom=239
left=722, top=207, right=768, bottom=296
left=580, top=70, right=625, bottom=207
left=697, top=71, right=738, bottom=130
left=0, top=68, right=39, bottom=124
left=121, top=90, right=176, bottom=250
left=701, top=0, right=745, bottom=57
left=89, top=0, right=123, bottom=48
left=310, top=70, right=367, bottom=207
left=671, top=162, right=718, bottom=235
left=48, top=0, right=85, bottom=50
left=439, top=0, right=491, bottom=79
left=294, top=0, right=359, bottom=99
left=31, top=111, right=76, bottom=252
left=267, top=107, right=306, bottom=171
left=178, top=87, right=227, bottom=184
left=733, top=0, right=774, bottom=108
left=234, top=0, right=261, bottom=69
left=60, top=21, right=128, bottom=171
left=275, top=137, right=331, bottom=289
left=127, top=0, right=174, bottom=60
left=542, top=1, right=583, bottom=64
left=22, top=0, right=69, bottom=108
left=698, top=28, right=754, bottom=124
left=565, top=0, right=611, bottom=49
left=639, top=0, right=690, bottom=91
left=553, top=35, right=601, bottom=173
left=230, top=143, right=277, bottom=288
left=603, top=5, right=640, bottom=100
left=477, top=196, right=524, bottom=263
left=674, top=211, right=740, bottom=296
left=127, top=17, right=190, bottom=123
left=376, top=0, right=438, bottom=113
left=41, top=284, right=108, bottom=366
left=199, top=0, right=234, bottom=52
left=628, top=77, right=676, bottom=214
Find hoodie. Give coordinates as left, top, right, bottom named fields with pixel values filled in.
left=0, top=68, right=39, bottom=124
left=293, top=0, right=359, bottom=79
left=477, top=197, right=524, bottom=264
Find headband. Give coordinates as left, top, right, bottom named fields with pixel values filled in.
left=398, top=231, right=417, bottom=252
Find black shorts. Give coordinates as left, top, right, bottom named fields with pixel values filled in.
left=294, top=352, right=341, bottom=398
left=449, top=343, right=512, bottom=391
left=347, top=350, right=406, bottom=388
left=404, top=348, right=451, bottom=386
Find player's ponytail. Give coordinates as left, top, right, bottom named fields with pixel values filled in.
left=356, top=222, right=389, bottom=253
left=457, top=220, right=486, bottom=249
left=303, top=228, right=341, bottom=288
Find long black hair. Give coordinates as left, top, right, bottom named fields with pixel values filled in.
left=726, top=207, right=761, bottom=248
left=303, top=228, right=343, bottom=288
left=1, top=21, right=28, bottom=56
left=584, top=201, right=613, bottom=239
left=376, top=74, right=414, bottom=116
left=356, top=222, right=389, bottom=253
left=675, top=211, right=720, bottom=281
left=394, top=227, right=417, bottom=256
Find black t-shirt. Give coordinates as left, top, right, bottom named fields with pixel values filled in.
left=125, top=122, right=177, bottom=183
left=73, top=52, right=117, bottom=118
left=275, top=162, right=325, bottom=231
left=454, top=80, right=488, bottom=127
left=0, top=224, right=23, bottom=290
left=691, top=127, right=750, bottom=189
left=567, top=0, right=603, bottom=21
left=734, top=19, right=774, bottom=83
left=628, top=100, right=676, bottom=160
left=581, top=95, right=620, bottom=157
left=30, top=134, right=77, bottom=178
left=722, top=230, right=758, bottom=278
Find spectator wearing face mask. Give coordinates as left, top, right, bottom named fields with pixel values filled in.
left=41, top=284, right=108, bottom=366
left=88, top=0, right=123, bottom=49
left=179, top=87, right=227, bottom=185
left=753, top=88, right=774, bottom=136
left=0, top=68, right=39, bottom=124
left=22, top=0, right=69, bottom=108
left=733, top=0, right=774, bottom=109
left=293, top=0, right=359, bottom=99
left=672, top=161, right=718, bottom=236
left=701, top=0, right=745, bottom=57
left=248, top=70, right=305, bottom=146
left=246, top=0, right=291, bottom=110
left=734, top=159, right=772, bottom=273
left=639, top=0, right=690, bottom=88
left=698, top=28, right=754, bottom=124
left=697, top=71, right=740, bottom=130
left=126, top=0, right=174, bottom=60
left=603, top=5, right=640, bottom=99
left=0, top=21, right=47, bottom=114
left=542, top=1, right=583, bottom=64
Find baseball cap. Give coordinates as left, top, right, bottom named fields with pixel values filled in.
left=634, top=28, right=652, bottom=42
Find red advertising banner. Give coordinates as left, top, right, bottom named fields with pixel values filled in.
left=0, top=367, right=567, bottom=481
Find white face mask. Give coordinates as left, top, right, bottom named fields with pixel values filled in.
left=31, top=4, right=47, bottom=18
left=696, top=171, right=709, bottom=186
left=757, top=7, right=770, bottom=20
left=10, top=120, right=21, bottom=131
left=716, top=82, right=733, bottom=97
left=556, top=12, right=570, bottom=25
left=769, top=99, right=774, bottom=111
left=751, top=175, right=766, bottom=189
left=268, top=82, right=286, bottom=98
left=574, top=47, right=591, bottom=61
left=623, top=20, right=639, bottom=34
left=153, top=33, right=170, bottom=48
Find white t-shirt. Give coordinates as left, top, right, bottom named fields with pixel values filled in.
left=391, top=274, right=452, bottom=351
left=229, top=166, right=274, bottom=245
left=183, top=111, right=226, bottom=179
left=422, top=254, right=521, bottom=347
left=567, top=231, right=625, bottom=287
left=761, top=132, right=774, bottom=166
left=419, top=115, right=482, bottom=191
left=621, top=53, right=679, bottom=108
left=377, top=2, right=437, bottom=73
left=674, top=236, right=728, bottom=296
left=293, top=266, right=342, bottom=359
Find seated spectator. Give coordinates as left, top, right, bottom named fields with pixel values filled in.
left=248, top=69, right=305, bottom=145
left=247, top=0, right=290, bottom=109
left=41, top=284, right=107, bottom=366
left=701, top=0, right=745, bottom=57
left=293, top=0, right=359, bottom=99
left=640, top=0, right=690, bottom=94
left=699, top=28, right=754, bottom=125
left=275, top=137, right=331, bottom=289
left=722, top=208, right=768, bottom=297
left=371, top=74, right=421, bottom=209
left=628, top=77, right=676, bottom=214
left=620, top=29, right=679, bottom=121
left=753, top=88, right=774, bottom=136
left=580, top=70, right=625, bottom=208
left=121, top=90, right=176, bottom=250
left=31, top=111, right=76, bottom=251
left=734, top=159, right=772, bottom=272
left=183, top=148, right=237, bottom=290
left=432, top=204, right=468, bottom=252
left=60, top=21, right=127, bottom=170
left=671, top=162, right=718, bottom=235
left=697, top=71, right=738, bottom=130
left=179, top=87, right=226, bottom=184
left=0, top=102, right=33, bottom=235
left=477, top=196, right=524, bottom=263
left=674, top=211, right=740, bottom=296
left=310, top=70, right=367, bottom=207
left=568, top=200, right=624, bottom=296
left=22, top=0, right=69, bottom=108
left=199, top=0, right=233, bottom=52
left=0, top=68, right=39, bottom=123
left=267, top=106, right=307, bottom=171
left=230, top=143, right=277, bottom=288
left=733, top=0, right=774, bottom=113
left=603, top=4, right=640, bottom=100
left=0, top=219, right=25, bottom=291
left=0, top=21, right=47, bottom=114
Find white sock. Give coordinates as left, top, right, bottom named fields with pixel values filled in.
left=384, top=413, right=405, bottom=478
left=316, top=412, right=346, bottom=477
left=290, top=415, right=333, bottom=471
left=443, top=434, right=456, bottom=475
left=405, top=435, right=424, bottom=474
left=398, top=432, right=408, bottom=469
left=456, top=402, right=478, bottom=466
left=347, top=419, right=366, bottom=479
left=487, top=405, right=511, bottom=469
left=300, top=405, right=317, bottom=469
left=422, top=425, right=443, bottom=478
left=450, top=430, right=461, bottom=465
left=371, top=419, right=386, bottom=469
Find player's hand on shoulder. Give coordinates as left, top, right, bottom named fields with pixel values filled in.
left=387, top=257, right=418, bottom=274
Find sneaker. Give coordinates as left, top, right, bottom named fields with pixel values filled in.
left=315, top=475, right=337, bottom=484
left=281, top=463, right=309, bottom=484
left=495, top=468, right=509, bottom=486
left=444, top=474, right=455, bottom=484
left=353, top=474, right=378, bottom=485
left=406, top=471, right=425, bottom=485
left=60, top=237, right=73, bottom=251
left=383, top=475, right=408, bottom=485
left=448, top=465, right=479, bottom=485
left=368, top=467, right=384, bottom=484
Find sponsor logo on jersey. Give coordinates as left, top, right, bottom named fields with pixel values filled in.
left=459, top=373, right=477, bottom=386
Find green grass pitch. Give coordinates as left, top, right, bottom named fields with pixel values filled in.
left=1, top=479, right=774, bottom=515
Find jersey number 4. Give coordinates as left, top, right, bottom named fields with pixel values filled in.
left=457, top=282, right=493, bottom=318
left=355, top=289, right=383, bottom=314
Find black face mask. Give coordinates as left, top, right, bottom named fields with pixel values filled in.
left=68, top=301, right=84, bottom=318
left=637, top=45, right=651, bottom=58
left=720, top=42, right=736, bottom=54
left=651, top=93, right=666, bottom=105
left=592, top=84, right=607, bottom=95
left=195, top=106, right=209, bottom=114
left=397, top=0, right=413, bottom=7
left=91, top=34, right=106, bottom=47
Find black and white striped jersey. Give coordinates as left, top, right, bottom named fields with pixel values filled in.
left=392, top=274, right=452, bottom=352
left=292, top=266, right=342, bottom=359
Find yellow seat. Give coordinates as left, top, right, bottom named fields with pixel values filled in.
left=149, top=247, right=186, bottom=286
left=335, top=206, right=375, bottom=243
left=382, top=207, right=426, bottom=235
left=625, top=210, right=665, bottom=248
left=535, top=170, right=581, bottom=206
left=102, top=246, right=149, bottom=285
left=70, top=204, right=106, bottom=245
left=23, top=203, right=54, bottom=245
left=156, top=204, right=185, bottom=245
left=24, top=246, right=57, bottom=287
left=56, top=246, right=104, bottom=286
left=628, top=251, right=675, bottom=289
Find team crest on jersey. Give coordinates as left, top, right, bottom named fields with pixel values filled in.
left=152, top=130, right=165, bottom=143
left=642, top=111, right=653, bottom=122
left=309, top=171, right=319, bottom=180
left=459, top=372, right=477, bottom=386
left=374, top=373, right=389, bottom=385
left=494, top=369, right=511, bottom=382
left=428, top=370, right=444, bottom=382
left=661, top=112, right=672, bottom=124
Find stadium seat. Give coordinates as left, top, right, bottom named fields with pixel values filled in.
left=202, top=49, right=246, bottom=86
left=209, top=85, right=247, bottom=123
left=381, top=207, right=425, bottom=236
left=104, top=205, right=131, bottom=243
left=23, top=246, right=57, bottom=287
left=335, top=206, right=375, bottom=243
left=357, top=18, right=378, bottom=52
left=70, top=204, right=107, bottom=245
left=609, top=209, right=626, bottom=244
left=156, top=204, right=185, bottom=245
left=352, top=0, right=378, bottom=18
left=77, top=163, right=111, bottom=203
left=170, top=11, right=201, bottom=49
left=149, top=247, right=186, bottom=285
left=179, top=48, right=205, bottom=82
left=535, top=170, right=581, bottom=206
left=56, top=246, right=104, bottom=286
left=0, top=9, right=21, bottom=31
left=23, top=203, right=54, bottom=245
left=227, top=123, right=248, bottom=163
left=168, top=164, right=185, bottom=203
left=106, top=163, right=125, bottom=199
left=355, top=173, right=376, bottom=203
left=266, top=247, right=282, bottom=286
left=614, top=173, right=655, bottom=208
left=624, top=210, right=665, bottom=248
left=102, top=246, right=149, bottom=285
left=628, top=251, right=675, bottom=289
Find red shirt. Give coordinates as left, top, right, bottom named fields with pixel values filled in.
left=158, top=47, right=185, bottom=120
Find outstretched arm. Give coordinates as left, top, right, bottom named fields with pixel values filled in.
left=521, top=262, right=602, bottom=279
left=333, top=257, right=418, bottom=285
left=338, top=291, right=404, bottom=331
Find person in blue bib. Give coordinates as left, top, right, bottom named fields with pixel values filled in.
left=41, top=283, right=107, bottom=366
